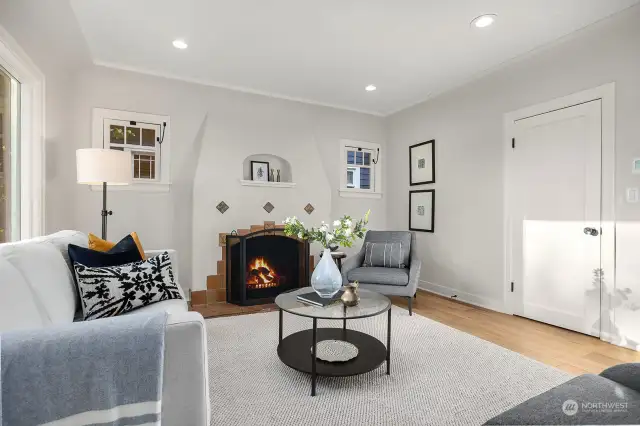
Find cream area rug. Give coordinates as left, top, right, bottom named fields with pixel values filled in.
left=205, top=307, right=571, bottom=425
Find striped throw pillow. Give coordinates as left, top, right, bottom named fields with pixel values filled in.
left=362, top=242, right=405, bottom=268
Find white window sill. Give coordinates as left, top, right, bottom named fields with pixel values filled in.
left=239, top=180, right=297, bottom=188
left=339, top=189, right=382, bottom=199
left=89, top=183, right=171, bottom=193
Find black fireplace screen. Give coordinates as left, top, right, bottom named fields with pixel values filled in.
left=226, top=229, right=309, bottom=305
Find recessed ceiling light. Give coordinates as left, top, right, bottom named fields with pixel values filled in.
left=471, top=14, right=497, bottom=28
left=365, top=85, right=377, bottom=92
left=172, top=39, right=188, bottom=49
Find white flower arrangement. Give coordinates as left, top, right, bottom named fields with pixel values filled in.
left=283, top=210, right=370, bottom=249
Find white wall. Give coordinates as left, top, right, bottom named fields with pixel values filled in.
left=385, top=7, right=640, bottom=344
left=70, top=66, right=386, bottom=292
left=0, top=0, right=92, bottom=235
left=0, top=1, right=386, bottom=294
left=5, top=1, right=636, bottom=345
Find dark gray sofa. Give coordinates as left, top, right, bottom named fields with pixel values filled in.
left=485, top=363, right=640, bottom=425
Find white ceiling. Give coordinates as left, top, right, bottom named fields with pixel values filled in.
left=70, top=0, right=639, bottom=116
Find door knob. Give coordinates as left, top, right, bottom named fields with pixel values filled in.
left=584, top=227, right=599, bottom=236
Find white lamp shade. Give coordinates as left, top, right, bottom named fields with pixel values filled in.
left=76, top=148, right=132, bottom=185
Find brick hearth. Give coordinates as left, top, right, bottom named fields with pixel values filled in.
left=190, top=221, right=315, bottom=318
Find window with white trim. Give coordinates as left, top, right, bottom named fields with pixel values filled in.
left=340, top=140, right=382, bottom=198
left=1, top=24, right=46, bottom=240
left=92, top=108, right=171, bottom=190
left=105, top=120, right=160, bottom=181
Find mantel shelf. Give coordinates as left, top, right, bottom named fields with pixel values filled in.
left=239, top=180, right=297, bottom=188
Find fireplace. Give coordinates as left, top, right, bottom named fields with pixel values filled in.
left=226, top=228, right=310, bottom=305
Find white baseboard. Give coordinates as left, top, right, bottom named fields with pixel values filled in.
left=599, top=331, right=640, bottom=352
left=419, top=282, right=640, bottom=352
left=418, top=280, right=506, bottom=313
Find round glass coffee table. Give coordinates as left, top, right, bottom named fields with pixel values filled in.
left=275, top=287, right=392, bottom=396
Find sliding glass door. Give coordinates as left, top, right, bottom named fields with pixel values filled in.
left=0, top=65, right=20, bottom=242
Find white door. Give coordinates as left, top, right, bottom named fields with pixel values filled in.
left=508, top=100, right=602, bottom=336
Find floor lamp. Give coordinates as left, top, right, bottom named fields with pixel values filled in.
left=76, top=148, right=132, bottom=240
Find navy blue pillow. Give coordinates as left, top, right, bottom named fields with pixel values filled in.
left=68, top=235, right=143, bottom=268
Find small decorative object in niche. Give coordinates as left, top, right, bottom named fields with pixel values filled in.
left=409, top=189, right=435, bottom=232
left=304, top=203, right=315, bottom=215
left=216, top=201, right=229, bottom=214
left=270, top=168, right=275, bottom=182
left=409, top=140, right=435, bottom=185
left=263, top=202, right=275, bottom=213
left=251, top=161, right=270, bottom=182
left=276, top=169, right=281, bottom=182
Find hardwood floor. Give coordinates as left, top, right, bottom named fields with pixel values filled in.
left=192, top=302, right=277, bottom=318
left=393, top=290, right=640, bottom=375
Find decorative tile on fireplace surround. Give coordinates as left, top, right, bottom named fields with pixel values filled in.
left=263, top=202, right=275, bottom=213
left=304, top=203, right=315, bottom=214
left=216, top=201, right=229, bottom=214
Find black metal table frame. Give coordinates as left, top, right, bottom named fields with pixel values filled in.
left=278, top=304, right=391, bottom=396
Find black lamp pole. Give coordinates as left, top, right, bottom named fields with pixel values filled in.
left=77, top=148, right=131, bottom=240
left=101, top=182, right=112, bottom=240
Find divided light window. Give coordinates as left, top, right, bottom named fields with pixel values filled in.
left=345, top=146, right=373, bottom=190
left=103, top=119, right=160, bottom=181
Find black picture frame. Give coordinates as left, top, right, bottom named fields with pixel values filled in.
left=409, top=189, right=435, bottom=233
left=250, top=161, right=270, bottom=181
left=409, top=140, right=436, bottom=185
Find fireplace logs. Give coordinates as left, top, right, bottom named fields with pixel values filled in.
left=246, top=257, right=283, bottom=289
left=226, top=227, right=309, bottom=305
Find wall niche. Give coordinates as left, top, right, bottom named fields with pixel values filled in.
left=241, top=154, right=294, bottom=186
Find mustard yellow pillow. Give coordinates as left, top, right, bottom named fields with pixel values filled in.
left=88, top=232, right=146, bottom=259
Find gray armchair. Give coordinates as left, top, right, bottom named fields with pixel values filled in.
left=341, top=231, right=421, bottom=315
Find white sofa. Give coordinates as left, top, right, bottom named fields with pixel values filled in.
left=0, top=230, right=210, bottom=425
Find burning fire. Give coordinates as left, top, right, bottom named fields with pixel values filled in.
left=247, top=257, right=280, bottom=289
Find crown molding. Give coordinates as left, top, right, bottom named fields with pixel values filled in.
left=93, top=60, right=384, bottom=117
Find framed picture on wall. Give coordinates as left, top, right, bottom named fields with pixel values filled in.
left=409, top=189, right=435, bottom=233
left=409, top=140, right=435, bottom=185
left=250, top=161, right=270, bottom=182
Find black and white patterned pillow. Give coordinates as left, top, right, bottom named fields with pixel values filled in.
left=73, top=251, right=183, bottom=320
left=362, top=242, right=406, bottom=268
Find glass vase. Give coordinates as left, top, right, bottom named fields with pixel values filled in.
left=311, top=248, right=343, bottom=298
